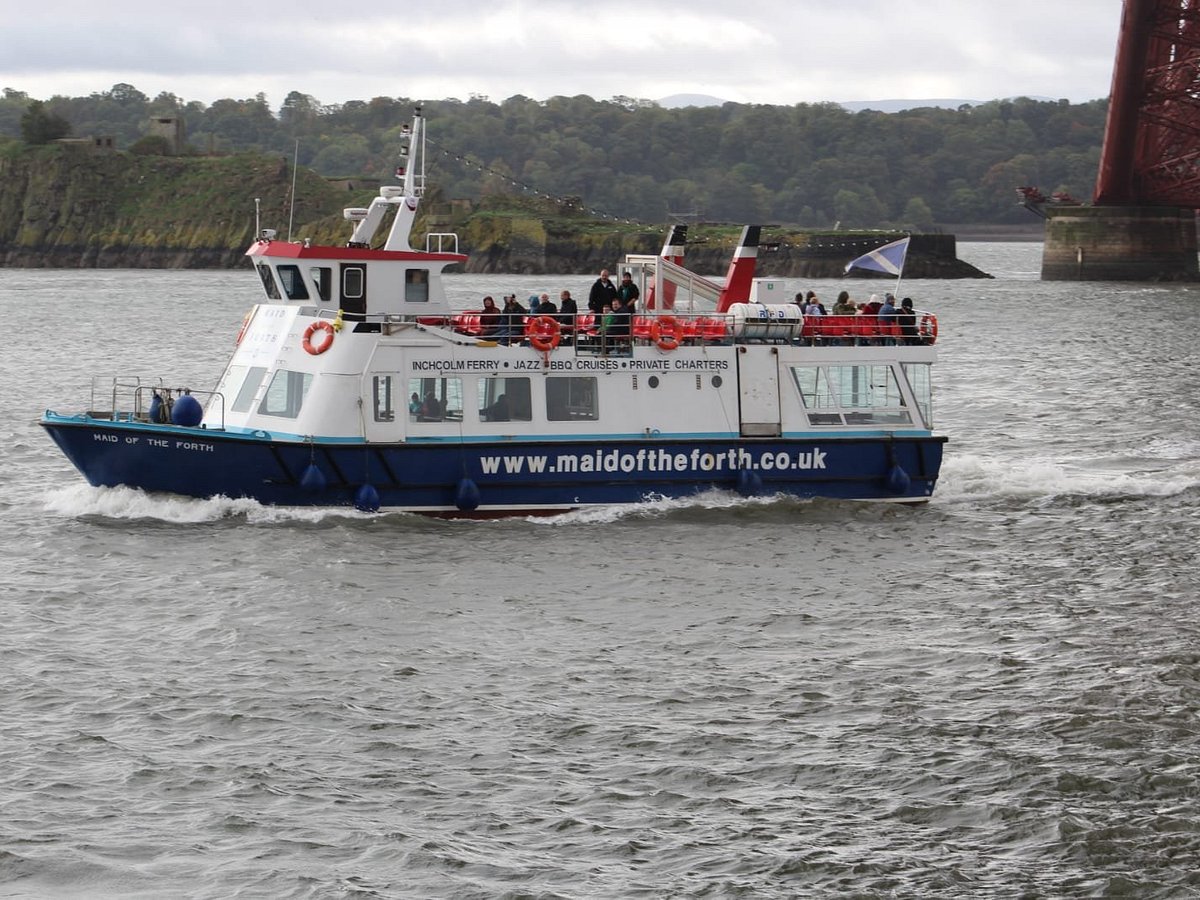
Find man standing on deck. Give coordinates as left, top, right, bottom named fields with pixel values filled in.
left=617, top=270, right=640, bottom=315
left=589, top=269, right=618, bottom=316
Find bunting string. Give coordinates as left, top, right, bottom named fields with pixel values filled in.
left=426, top=138, right=648, bottom=227
left=424, top=140, right=912, bottom=254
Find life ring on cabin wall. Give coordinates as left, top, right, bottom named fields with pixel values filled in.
left=302, top=320, right=336, bottom=355
left=527, top=315, right=561, bottom=352
left=650, top=315, right=683, bottom=351
left=919, top=313, right=938, bottom=345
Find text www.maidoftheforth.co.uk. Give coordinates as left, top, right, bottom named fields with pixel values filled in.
left=479, top=448, right=827, bottom=476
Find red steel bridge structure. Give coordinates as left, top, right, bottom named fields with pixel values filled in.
left=1095, top=0, right=1200, bottom=206
left=1041, top=0, right=1200, bottom=279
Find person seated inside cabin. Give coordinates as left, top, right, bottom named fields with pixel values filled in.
left=479, top=295, right=501, bottom=337
left=481, top=393, right=510, bottom=422
left=409, top=392, right=422, bottom=415
left=898, top=297, right=920, bottom=344
left=419, top=391, right=444, bottom=421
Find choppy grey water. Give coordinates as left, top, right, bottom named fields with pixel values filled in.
left=2, top=243, right=1200, bottom=899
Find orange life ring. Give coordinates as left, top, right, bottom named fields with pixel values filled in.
left=919, top=313, right=938, bottom=344
left=527, top=315, right=561, bottom=352
left=302, top=320, right=336, bottom=355
left=650, top=315, right=683, bottom=351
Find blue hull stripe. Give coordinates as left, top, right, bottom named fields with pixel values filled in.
left=42, top=414, right=946, bottom=511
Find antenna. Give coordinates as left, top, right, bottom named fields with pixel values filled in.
left=254, top=197, right=260, bottom=237
left=287, top=139, right=299, bottom=242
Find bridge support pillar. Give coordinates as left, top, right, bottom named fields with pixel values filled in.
left=1041, top=205, right=1198, bottom=281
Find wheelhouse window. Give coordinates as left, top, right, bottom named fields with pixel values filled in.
left=408, top=377, right=462, bottom=423
left=790, top=364, right=912, bottom=427
left=341, top=264, right=366, bottom=317
left=477, top=376, right=531, bottom=422
left=546, top=376, right=598, bottom=421
left=276, top=265, right=309, bottom=300
left=258, top=369, right=313, bottom=419
left=405, top=269, right=430, bottom=302
left=256, top=264, right=281, bottom=299
left=309, top=266, right=332, bottom=302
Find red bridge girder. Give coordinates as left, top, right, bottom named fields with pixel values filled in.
left=1095, top=0, right=1200, bottom=206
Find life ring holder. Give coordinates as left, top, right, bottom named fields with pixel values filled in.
left=302, top=320, right=336, bottom=355
left=528, top=315, right=561, bottom=352
left=919, top=313, right=938, bottom=345
left=650, top=315, right=683, bottom=351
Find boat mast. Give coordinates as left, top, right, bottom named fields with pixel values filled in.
left=345, top=105, right=426, bottom=252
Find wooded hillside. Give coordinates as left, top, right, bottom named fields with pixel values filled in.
left=0, top=85, right=1104, bottom=230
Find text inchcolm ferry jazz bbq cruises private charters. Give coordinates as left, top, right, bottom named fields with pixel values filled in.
left=41, top=107, right=946, bottom=517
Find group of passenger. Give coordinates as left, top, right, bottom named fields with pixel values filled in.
left=475, top=268, right=640, bottom=351
left=793, top=289, right=927, bottom=345
left=478, top=289, right=587, bottom=345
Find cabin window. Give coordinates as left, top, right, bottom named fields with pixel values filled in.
left=477, top=377, right=531, bottom=422
left=546, top=376, right=598, bottom=421
left=276, top=265, right=309, bottom=300
left=229, top=366, right=269, bottom=413
left=405, top=269, right=430, bottom=302
left=372, top=375, right=396, bottom=422
left=340, top=264, right=366, bottom=317
left=258, top=369, right=313, bottom=419
left=790, top=364, right=912, bottom=427
left=256, top=264, right=281, bottom=299
left=408, top=377, right=462, bottom=423
left=902, top=362, right=933, bottom=428
left=309, top=267, right=332, bottom=302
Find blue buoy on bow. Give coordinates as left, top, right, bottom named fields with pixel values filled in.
left=354, top=483, right=380, bottom=512
left=171, top=393, right=203, bottom=426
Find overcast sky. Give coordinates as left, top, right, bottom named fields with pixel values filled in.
left=2, top=0, right=1124, bottom=109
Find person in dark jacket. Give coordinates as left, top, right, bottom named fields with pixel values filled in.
left=603, top=296, right=632, bottom=355
left=495, top=294, right=527, bottom=345
left=479, top=295, right=500, bottom=337
left=617, top=271, right=640, bottom=314
left=557, top=289, right=579, bottom=345
left=898, top=297, right=920, bottom=345
left=588, top=269, right=618, bottom=316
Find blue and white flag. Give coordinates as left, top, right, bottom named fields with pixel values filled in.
left=844, top=236, right=910, bottom=276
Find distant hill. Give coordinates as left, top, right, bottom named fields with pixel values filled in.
left=656, top=94, right=727, bottom=108
left=839, top=98, right=983, bottom=113
left=657, top=95, right=1059, bottom=113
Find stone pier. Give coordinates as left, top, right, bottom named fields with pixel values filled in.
left=1042, top=205, right=1198, bottom=281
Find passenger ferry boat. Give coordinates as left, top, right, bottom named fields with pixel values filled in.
left=41, top=108, right=946, bottom=517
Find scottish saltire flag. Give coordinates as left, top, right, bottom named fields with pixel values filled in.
left=844, top=237, right=910, bottom=276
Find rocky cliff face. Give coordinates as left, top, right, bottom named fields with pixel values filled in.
left=0, top=147, right=990, bottom=277
left=0, top=145, right=349, bottom=268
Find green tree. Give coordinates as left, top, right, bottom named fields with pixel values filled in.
left=20, top=99, right=71, bottom=144
left=900, top=197, right=935, bottom=230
